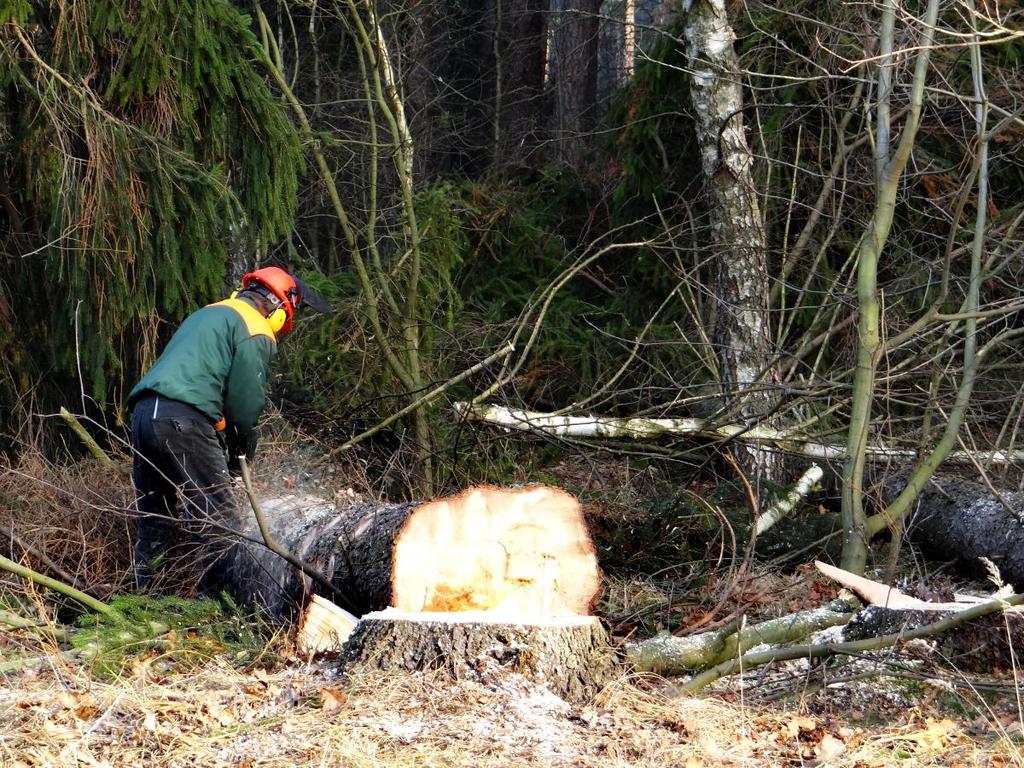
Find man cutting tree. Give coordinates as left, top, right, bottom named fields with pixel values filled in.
left=126, top=266, right=330, bottom=590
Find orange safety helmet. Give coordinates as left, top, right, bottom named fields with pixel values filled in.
left=241, top=267, right=301, bottom=335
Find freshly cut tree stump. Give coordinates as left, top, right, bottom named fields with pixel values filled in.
left=226, top=484, right=616, bottom=696
left=341, top=609, right=618, bottom=703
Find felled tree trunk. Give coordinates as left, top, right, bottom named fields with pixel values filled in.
left=226, top=494, right=418, bottom=619
left=227, top=484, right=602, bottom=617
left=881, top=472, right=1024, bottom=590
left=625, top=600, right=855, bottom=677
left=226, top=485, right=616, bottom=699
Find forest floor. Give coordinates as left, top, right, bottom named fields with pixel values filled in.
left=2, top=450, right=1022, bottom=766
left=2, top=590, right=1021, bottom=768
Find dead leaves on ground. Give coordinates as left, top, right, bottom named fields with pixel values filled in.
left=1, top=657, right=1021, bottom=767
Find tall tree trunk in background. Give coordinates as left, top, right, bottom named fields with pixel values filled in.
left=683, top=0, right=777, bottom=482
left=620, top=0, right=635, bottom=86
left=407, top=0, right=548, bottom=177
left=549, top=0, right=600, bottom=167
left=491, top=0, right=549, bottom=168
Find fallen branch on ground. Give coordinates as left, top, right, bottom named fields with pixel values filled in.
left=455, top=403, right=1024, bottom=464
left=676, top=591, right=1024, bottom=693
left=626, top=599, right=856, bottom=677
left=0, top=552, right=124, bottom=623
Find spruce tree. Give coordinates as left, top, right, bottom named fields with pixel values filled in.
left=0, top=0, right=302, bottom=427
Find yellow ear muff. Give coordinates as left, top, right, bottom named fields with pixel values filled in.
left=267, top=307, right=287, bottom=334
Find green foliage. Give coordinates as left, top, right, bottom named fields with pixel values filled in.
left=0, top=0, right=31, bottom=24
left=0, top=0, right=302, bottom=416
left=280, top=170, right=703, bottom=491
left=71, top=593, right=273, bottom=676
left=607, top=28, right=699, bottom=222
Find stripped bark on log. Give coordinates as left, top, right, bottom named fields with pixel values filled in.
left=817, top=561, right=1024, bottom=672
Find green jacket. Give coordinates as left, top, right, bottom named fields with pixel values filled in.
left=128, top=298, right=277, bottom=457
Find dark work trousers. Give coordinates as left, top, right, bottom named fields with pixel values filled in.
left=130, top=394, right=240, bottom=591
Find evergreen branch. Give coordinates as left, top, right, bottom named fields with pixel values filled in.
left=8, top=23, right=230, bottom=197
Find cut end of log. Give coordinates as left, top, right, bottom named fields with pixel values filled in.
left=297, top=594, right=358, bottom=656
left=391, top=485, right=600, bottom=619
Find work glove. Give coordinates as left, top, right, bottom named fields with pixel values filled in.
left=225, top=426, right=258, bottom=467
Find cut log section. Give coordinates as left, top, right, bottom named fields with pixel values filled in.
left=226, top=484, right=601, bottom=620
left=225, top=494, right=418, bottom=619
left=296, top=595, right=358, bottom=656
left=391, top=485, right=600, bottom=615
left=340, top=609, right=618, bottom=703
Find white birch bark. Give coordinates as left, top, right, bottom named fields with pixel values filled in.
left=455, top=402, right=1024, bottom=465
left=684, top=0, right=777, bottom=478
left=754, top=463, right=824, bottom=535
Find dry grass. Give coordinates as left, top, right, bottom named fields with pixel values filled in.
left=0, top=448, right=136, bottom=597
left=1, top=642, right=1020, bottom=768
left=2, top=437, right=1021, bottom=767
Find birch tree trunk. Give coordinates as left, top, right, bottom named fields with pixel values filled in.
left=683, top=0, right=777, bottom=481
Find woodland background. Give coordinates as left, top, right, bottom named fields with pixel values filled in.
left=3, top=0, right=1023, bottom=571
left=2, top=1, right=1024, bottom=764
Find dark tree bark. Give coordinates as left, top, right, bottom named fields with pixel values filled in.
left=341, top=612, right=618, bottom=702
left=843, top=602, right=1024, bottom=672
left=406, top=0, right=549, bottom=178
left=226, top=494, right=418, bottom=619
left=881, top=472, right=1024, bottom=590
left=549, top=0, right=601, bottom=167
